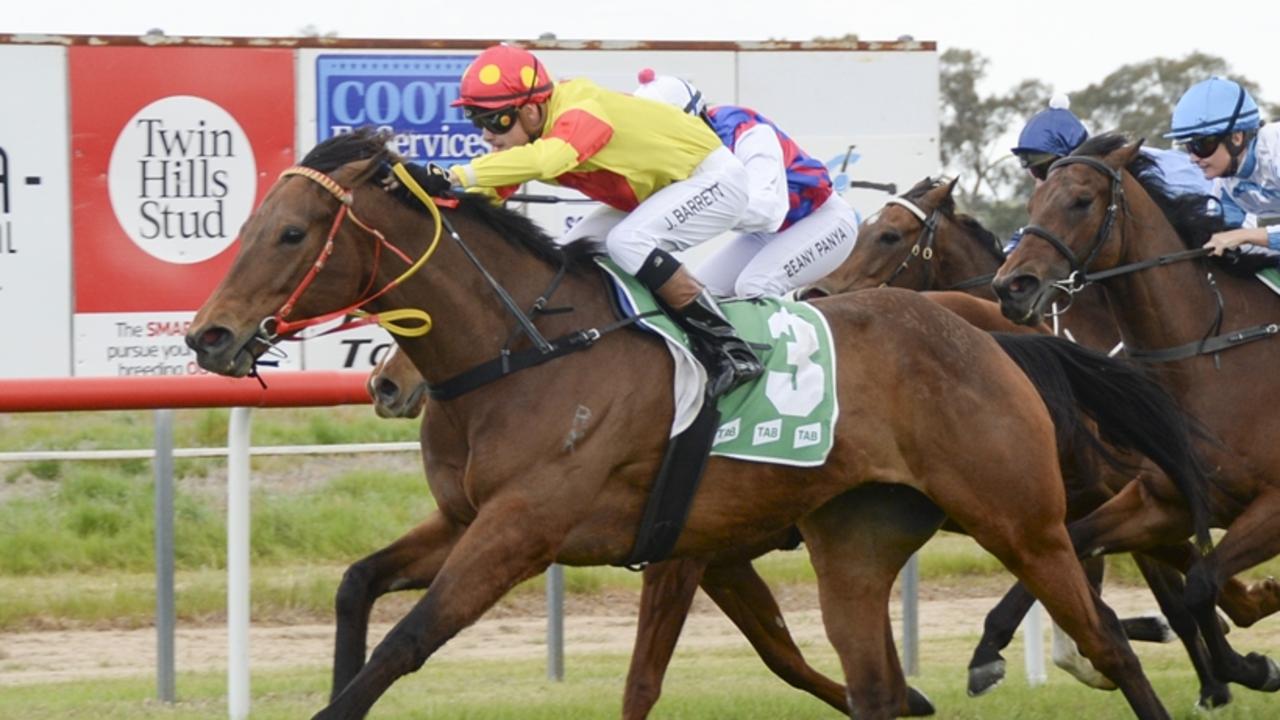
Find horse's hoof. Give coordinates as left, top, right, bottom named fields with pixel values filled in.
left=1059, top=659, right=1118, bottom=691
left=967, top=659, right=1006, bottom=697
left=905, top=686, right=935, bottom=716
left=1197, top=685, right=1232, bottom=711
left=1256, top=654, right=1280, bottom=692
left=1120, top=613, right=1175, bottom=643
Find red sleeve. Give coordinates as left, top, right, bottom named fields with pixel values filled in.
left=545, top=108, right=614, bottom=163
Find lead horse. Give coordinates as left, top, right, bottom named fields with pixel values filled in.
left=187, top=129, right=1198, bottom=719
left=994, top=132, right=1280, bottom=695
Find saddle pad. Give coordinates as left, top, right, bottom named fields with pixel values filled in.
left=1257, top=267, right=1280, bottom=296
left=598, top=258, right=839, bottom=467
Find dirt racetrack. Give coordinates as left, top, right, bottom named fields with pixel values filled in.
left=0, top=582, right=1167, bottom=686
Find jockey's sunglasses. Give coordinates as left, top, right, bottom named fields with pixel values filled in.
left=465, top=106, right=520, bottom=135
left=1017, top=152, right=1059, bottom=181
left=1181, top=134, right=1226, bottom=159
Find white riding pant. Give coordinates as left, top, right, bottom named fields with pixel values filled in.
left=561, top=146, right=750, bottom=275
left=692, top=193, right=861, bottom=298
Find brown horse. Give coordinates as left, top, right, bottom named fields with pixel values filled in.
left=806, top=176, right=1121, bottom=351
left=186, top=128, right=1198, bottom=719
left=367, top=346, right=913, bottom=718
left=810, top=178, right=1255, bottom=706
left=994, top=132, right=1280, bottom=695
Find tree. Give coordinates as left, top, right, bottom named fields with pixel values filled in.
left=1069, top=53, right=1270, bottom=146
left=939, top=49, right=1048, bottom=206
left=938, top=49, right=1047, bottom=239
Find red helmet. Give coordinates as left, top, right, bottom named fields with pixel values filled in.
left=453, top=44, right=554, bottom=110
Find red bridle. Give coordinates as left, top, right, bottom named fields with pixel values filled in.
left=263, top=165, right=442, bottom=340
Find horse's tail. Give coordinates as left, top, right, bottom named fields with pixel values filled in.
left=991, top=332, right=1213, bottom=551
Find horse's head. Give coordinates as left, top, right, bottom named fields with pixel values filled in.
left=368, top=345, right=429, bottom=419
left=993, top=137, right=1144, bottom=325
left=802, top=177, right=959, bottom=299
left=186, top=130, right=409, bottom=376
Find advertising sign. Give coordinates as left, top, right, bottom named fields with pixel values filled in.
left=0, top=46, right=73, bottom=378
left=315, top=53, right=484, bottom=168
left=69, top=46, right=296, bottom=376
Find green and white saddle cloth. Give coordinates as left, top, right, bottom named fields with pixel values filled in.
left=599, top=258, right=839, bottom=467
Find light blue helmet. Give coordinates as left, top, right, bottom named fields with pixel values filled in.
left=1011, top=94, right=1088, bottom=157
left=1165, top=76, right=1260, bottom=140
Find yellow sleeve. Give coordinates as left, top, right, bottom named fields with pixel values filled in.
left=461, top=137, right=583, bottom=187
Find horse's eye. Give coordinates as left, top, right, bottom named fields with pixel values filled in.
left=280, top=226, right=307, bottom=245
left=878, top=230, right=902, bottom=245
left=1072, top=196, right=1093, bottom=211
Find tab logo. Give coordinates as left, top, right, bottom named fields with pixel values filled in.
left=107, top=95, right=255, bottom=264
left=794, top=422, right=822, bottom=449
left=714, top=418, right=741, bottom=446
left=753, top=418, right=782, bottom=446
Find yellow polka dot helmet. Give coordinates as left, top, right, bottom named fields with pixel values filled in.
left=453, top=44, right=554, bottom=110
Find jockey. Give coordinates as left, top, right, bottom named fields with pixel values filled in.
left=446, top=44, right=762, bottom=398
left=1166, top=76, right=1279, bottom=257
left=1005, top=94, right=1214, bottom=254
left=633, top=70, right=861, bottom=298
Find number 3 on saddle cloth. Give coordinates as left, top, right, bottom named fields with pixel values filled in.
left=599, top=258, right=839, bottom=468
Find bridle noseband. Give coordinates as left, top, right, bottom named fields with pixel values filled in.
left=1017, top=155, right=1125, bottom=295
left=879, top=197, right=942, bottom=288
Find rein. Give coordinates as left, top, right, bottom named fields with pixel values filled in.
left=263, top=160, right=657, bottom=400
left=1017, top=154, right=1279, bottom=363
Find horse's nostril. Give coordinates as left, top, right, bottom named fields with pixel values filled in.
left=375, top=378, right=401, bottom=403
left=190, top=326, right=233, bottom=352
left=799, top=287, right=828, bottom=301
left=1009, top=275, right=1041, bottom=297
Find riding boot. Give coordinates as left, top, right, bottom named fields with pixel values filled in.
left=636, top=249, right=764, bottom=399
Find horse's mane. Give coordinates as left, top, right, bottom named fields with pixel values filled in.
left=299, top=127, right=598, bottom=271
left=901, top=177, right=1004, bottom=262
left=1068, top=134, right=1267, bottom=273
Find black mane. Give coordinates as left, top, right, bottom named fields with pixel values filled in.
left=1068, top=133, right=1257, bottom=269
left=299, top=127, right=597, bottom=270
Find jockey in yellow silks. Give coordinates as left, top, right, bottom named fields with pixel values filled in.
left=447, top=44, right=762, bottom=398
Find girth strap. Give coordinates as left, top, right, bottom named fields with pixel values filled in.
left=620, top=398, right=722, bottom=567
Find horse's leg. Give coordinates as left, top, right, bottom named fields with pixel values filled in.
left=697, top=558, right=851, bottom=715
left=1218, top=574, right=1280, bottom=628
left=967, top=580, right=1037, bottom=695
left=313, top=501, right=555, bottom=720
left=798, top=485, right=943, bottom=720
left=621, top=558, right=706, bottom=720
left=1184, top=491, right=1280, bottom=693
left=936, top=472, right=1169, bottom=719
left=1049, top=556, right=1118, bottom=690
left=1131, top=551, right=1232, bottom=709
left=332, top=510, right=462, bottom=699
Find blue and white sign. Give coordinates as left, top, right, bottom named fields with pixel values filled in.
left=315, top=54, right=486, bottom=167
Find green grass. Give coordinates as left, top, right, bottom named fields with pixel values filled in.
left=1, top=633, right=1276, bottom=719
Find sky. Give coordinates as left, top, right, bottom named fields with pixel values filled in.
left=7, top=0, right=1278, bottom=112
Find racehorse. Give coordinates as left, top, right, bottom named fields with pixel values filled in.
left=809, top=177, right=1259, bottom=706
left=367, top=346, right=921, bottom=718
left=804, top=176, right=1120, bottom=350
left=186, top=128, right=1205, bottom=719
left=994, top=132, right=1280, bottom=696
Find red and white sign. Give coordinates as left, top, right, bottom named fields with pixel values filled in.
left=69, top=47, right=296, bottom=376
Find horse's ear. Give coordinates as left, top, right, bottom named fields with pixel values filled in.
left=348, top=157, right=388, bottom=185
left=1108, top=139, right=1146, bottom=170
left=922, top=175, right=959, bottom=211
